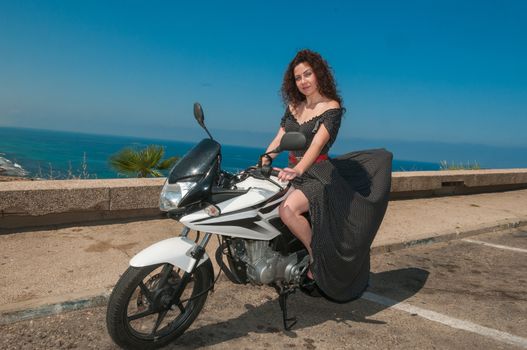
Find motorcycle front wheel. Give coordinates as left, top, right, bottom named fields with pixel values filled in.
left=106, top=260, right=213, bottom=349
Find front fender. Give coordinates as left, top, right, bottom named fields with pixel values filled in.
left=130, top=236, right=209, bottom=273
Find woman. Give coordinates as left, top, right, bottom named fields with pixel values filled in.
left=263, top=49, right=393, bottom=302
left=262, top=49, right=343, bottom=279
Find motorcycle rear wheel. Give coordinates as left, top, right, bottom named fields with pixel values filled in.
left=106, top=260, right=213, bottom=349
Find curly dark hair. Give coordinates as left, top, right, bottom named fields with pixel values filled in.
left=281, top=49, right=342, bottom=108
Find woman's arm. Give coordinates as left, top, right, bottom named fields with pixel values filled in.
left=261, top=127, right=286, bottom=165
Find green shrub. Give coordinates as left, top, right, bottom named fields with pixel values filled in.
left=439, top=160, right=481, bottom=170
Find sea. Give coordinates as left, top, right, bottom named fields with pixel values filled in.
left=0, top=127, right=440, bottom=179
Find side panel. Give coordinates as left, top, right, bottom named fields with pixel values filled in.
left=181, top=198, right=287, bottom=240
left=179, top=180, right=293, bottom=240
left=129, top=237, right=209, bottom=272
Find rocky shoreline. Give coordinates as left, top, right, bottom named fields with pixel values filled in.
left=0, top=155, right=29, bottom=181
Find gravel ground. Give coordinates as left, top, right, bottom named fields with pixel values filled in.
left=1, top=307, right=116, bottom=350
left=1, top=229, right=525, bottom=350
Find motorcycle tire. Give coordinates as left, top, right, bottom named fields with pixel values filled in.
left=106, top=260, right=213, bottom=349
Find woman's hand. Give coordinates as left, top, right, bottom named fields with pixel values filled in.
left=277, top=167, right=301, bottom=182
left=259, top=155, right=272, bottom=166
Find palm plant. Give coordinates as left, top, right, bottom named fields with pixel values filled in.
left=109, top=145, right=178, bottom=178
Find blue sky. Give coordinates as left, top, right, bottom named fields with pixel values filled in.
left=1, top=1, right=526, bottom=157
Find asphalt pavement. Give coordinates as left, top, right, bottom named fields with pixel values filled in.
left=1, top=227, right=526, bottom=349
left=1, top=189, right=527, bottom=349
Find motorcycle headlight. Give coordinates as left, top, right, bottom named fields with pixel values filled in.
left=159, top=181, right=197, bottom=211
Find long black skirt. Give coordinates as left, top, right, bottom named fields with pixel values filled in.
left=293, top=148, right=393, bottom=302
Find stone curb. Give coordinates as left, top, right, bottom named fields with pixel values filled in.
left=2, top=218, right=527, bottom=325
left=0, top=292, right=111, bottom=325
left=371, top=217, right=527, bottom=254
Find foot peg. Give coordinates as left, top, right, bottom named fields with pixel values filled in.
left=299, top=275, right=323, bottom=298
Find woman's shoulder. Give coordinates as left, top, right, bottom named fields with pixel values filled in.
left=323, top=99, right=341, bottom=110
left=318, top=100, right=343, bottom=117
left=286, top=103, right=296, bottom=115
left=280, top=104, right=294, bottom=127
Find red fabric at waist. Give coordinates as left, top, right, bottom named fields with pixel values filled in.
left=288, top=152, right=328, bottom=166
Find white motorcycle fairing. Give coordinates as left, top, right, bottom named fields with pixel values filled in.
left=129, top=236, right=209, bottom=272
left=180, top=175, right=293, bottom=240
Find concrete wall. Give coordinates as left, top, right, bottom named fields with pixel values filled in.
left=391, top=169, right=527, bottom=198
left=2, top=169, right=527, bottom=231
left=0, top=179, right=164, bottom=231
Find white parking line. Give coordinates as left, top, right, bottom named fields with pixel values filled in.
left=462, top=239, right=527, bottom=253
left=362, top=292, right=527, bottom=349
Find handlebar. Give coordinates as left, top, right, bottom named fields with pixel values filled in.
left=244, top=165, right=281, bottom=180
left=260, top=165, right=280, bottom=178
left=239, top=166, right=286, bottom=191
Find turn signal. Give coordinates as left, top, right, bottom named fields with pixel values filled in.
left=204, top=204, right=221, bottom=217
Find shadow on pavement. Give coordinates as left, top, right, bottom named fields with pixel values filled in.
left=171, top=267, right=429, bottom=349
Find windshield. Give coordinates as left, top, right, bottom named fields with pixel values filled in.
left=168, top=139, right=221, bottom=184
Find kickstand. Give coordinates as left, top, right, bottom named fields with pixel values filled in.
left=274, top=285, right=297, bottom=331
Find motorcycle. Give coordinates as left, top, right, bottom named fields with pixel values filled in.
left=106, top=103, right=315, bottom=349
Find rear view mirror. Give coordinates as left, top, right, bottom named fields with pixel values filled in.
left=277, top=132, right=306, bottom=152
left=258, top=132, right=306, bottom=167
left=193, top=102, right=205, bottom=127
left=193, top=102, right=213, bottom=139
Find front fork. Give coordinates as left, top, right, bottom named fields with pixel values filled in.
left=168, top=227, right=213, bottom=306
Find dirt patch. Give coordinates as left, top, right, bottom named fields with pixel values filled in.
left=14, top=291, right=37, bottom=303
left=84, top=240, right=138, bottom=253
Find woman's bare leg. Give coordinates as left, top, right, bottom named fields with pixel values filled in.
left=279, top=189, right=313, bottom=278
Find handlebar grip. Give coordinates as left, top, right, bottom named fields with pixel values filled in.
left=259, top=165, right=271, bottom=177
left=256, top=165, right=280, bottom=178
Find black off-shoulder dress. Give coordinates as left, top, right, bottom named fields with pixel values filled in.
left=280, top=107, right=392, bottom=302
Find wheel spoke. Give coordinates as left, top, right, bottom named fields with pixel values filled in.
left=150, top=310, right=168, bottom=336
left=138, top=282, right=153, bottom=304
left=128, top=308, right=156, bottom=321
left=177, top=302, right=186, bottom=313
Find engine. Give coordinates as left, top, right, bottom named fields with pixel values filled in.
left=228, top=238, right=308, bottom=285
